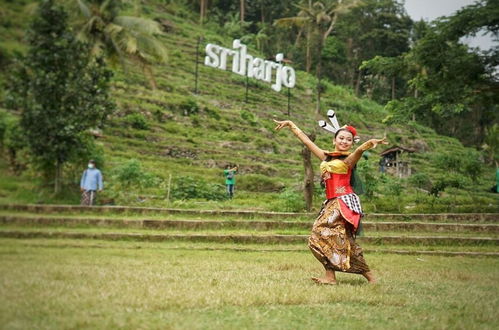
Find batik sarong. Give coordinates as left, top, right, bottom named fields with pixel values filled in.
left=81, top=190, right=96, bottom=206
left=308, top=198, right=370, bottom=274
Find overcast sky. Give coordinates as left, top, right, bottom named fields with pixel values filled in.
left=403, top=0, right=495, bottom=50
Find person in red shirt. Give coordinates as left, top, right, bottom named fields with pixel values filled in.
left=274, top=119, right=387, bottom=285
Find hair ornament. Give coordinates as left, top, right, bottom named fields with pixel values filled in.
left=318, top=109, right=360, bottom=143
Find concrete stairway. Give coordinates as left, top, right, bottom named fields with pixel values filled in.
left=0, top=204, right=498, bottom=256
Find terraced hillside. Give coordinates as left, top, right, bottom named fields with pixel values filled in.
left=0, top=0, right=498, bottom=213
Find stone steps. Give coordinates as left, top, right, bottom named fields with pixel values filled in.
left=1, top=204, right=498, bottom=222
left=1, top=204, right=498, bottom=257
left=1, top=214, right=498, bottom=233
left=1, top=228, right=497, bottom=246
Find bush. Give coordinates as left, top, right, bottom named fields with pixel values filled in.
left=112, top=159, right=159, bottom=188
left=433, top=152, right=462, bottom=173
left=409, top=172, right=431, bottom=191
left=356, top=160, right=380, bottom=198
left=237, top=174, right=284, bottom=192
left=204, top=106, right=221, bottom=120
left=461, top=149, right=483, bottom=180
left=180, top=97, right=199, bottom=116
left=124, top=113, right=149, bottom=130
left=0, top=111, right=9, bottom=146
left=2, top=118, right=29, bottom=173
left=430, top=174, right=468, bottom=197
left=275, top=188, right=305, bottom=212
left=241, top=110, right=258, bottom=126
left=171, top=176, right=227, bottom=201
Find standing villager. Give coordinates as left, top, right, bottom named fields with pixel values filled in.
left=80, top=160, right=103, bottom=206
left=274, top=113, right=387, bottom=285
left=224, top=165, right=238, bottom=199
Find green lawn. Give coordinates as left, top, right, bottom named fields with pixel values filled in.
left=0, top=239, right=497, bottom=329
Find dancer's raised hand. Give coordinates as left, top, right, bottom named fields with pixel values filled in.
left=369, top=137, right=389, bottom=148
left=273, top=119, right=293, bottom=131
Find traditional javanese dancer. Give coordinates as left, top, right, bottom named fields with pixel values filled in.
left=274, top=113, right=387, bottom=284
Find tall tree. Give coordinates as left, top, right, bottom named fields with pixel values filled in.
left=240, top=0, right=245, bottom=22
left=72, top=0, right=167, bottom=89
left=378, top=0, right=498, bottom=147
left=6, top=0, right=114, bottom=193
left=276, top=1, right=360, bottom=211
left=200, top=0, right=208, bottom=24
left=329, top=0, right=412, bottom=95
left=275, top=0, right=361, bottom=111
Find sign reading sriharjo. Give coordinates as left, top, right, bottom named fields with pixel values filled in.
left=204, top=39, right=296, bottom=92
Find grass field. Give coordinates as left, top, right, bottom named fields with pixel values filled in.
left=0, top=238, right=497, bottom=329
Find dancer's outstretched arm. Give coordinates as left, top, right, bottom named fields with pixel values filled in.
left=274, top=120, right=326, bottom=161
left=344, top=138, right=388, bottom=168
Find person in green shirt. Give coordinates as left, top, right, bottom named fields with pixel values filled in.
left=224, top=165, right=238, bottom=198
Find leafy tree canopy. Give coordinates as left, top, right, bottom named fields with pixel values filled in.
left=6, top=0, right=115, bottom=192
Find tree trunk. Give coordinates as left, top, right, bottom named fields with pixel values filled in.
left=301, top=132, right=316, bottom=212
left=354, top=69, right=362, bottom=96
left=306, top=27, right=311, bottom=73
left=391, top=75, right=396, bottom=100
left=143, top=65, right=157, bottom=90
left=54, top=160, right=62, bottom=194
left=240, top=0, right=245, bottom=22
left=316, top=41, right=323, bottom=113
left=305, top=0, right=312, bottom=73
left=346, top=38, right=354, bottom=86
left=200, top=0, right=206, bottom=24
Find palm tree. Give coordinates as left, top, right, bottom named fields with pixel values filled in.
left=199, top=0, right=208, bottom=24
left=240, top=0, right=245, bottom=23
left=275, top=1, right=361, bottom=211
left=275, top=0, right=361, bottom=112
left=274, top=0, right=314, bottom=73
left=72, top=0, right=167, bottom=89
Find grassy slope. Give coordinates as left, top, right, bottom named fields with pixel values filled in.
left=0, top=0, right=497, bottom=212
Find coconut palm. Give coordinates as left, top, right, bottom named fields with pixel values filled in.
left=275, top=0, right=361, bottom=211
left=275, top=0, right=361, bottom=112
left=72, top=0, right=167, bottom=89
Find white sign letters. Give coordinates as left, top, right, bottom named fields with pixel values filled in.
left=204, top=39, right=296, bottom=92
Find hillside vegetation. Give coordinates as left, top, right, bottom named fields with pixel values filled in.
left=0, top=0, right=497, bottom=213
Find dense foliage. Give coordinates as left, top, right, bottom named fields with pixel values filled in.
left=5, top=0, right=114, bottom=192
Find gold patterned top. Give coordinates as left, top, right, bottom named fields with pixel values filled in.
left=320, top=151, right=351, bottom=175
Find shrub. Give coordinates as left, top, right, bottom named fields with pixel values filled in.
left=275, top=188, right=305, bottom=212
left=241, top=110, right=258, bottom=126
left=409, top=172, right=431, bottom=191
left=356, top=160, right=380, bottom=198
left=112, top=159, right=159, bottom=188
left=461, top=149, right=483, bottom=180
left=171, top=176, right=227, bottom=201
left=204, top=106, right=221, bottom=120
left=237, top=174, right=285, bottom=192
left=124, top=113, right=149, bottom=130
left=429, top=174, right=468, bottom=197
left=433, top=152, right=462, bottom=173
left=180, top=97, right=199, bottom=116
left=0, top=111, right=9, bottom=146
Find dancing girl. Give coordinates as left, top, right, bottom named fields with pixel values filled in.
left=274, top=111, right=387, bottom=284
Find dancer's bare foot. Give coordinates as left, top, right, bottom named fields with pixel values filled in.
left=311, top=277, right=337, bottom=285
left=363, top=271, right=377, bottom=284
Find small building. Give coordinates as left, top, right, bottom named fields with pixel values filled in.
left=379, top=146, right=415, bottom=178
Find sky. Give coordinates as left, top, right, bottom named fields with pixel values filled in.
left=403, top=0, right=495, bottom=50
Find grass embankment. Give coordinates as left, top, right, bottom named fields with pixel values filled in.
left=0, top=238, right=497, bottom=329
